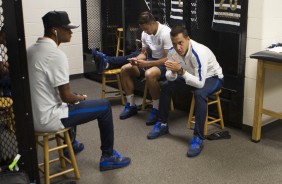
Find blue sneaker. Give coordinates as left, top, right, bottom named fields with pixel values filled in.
left=100, top=150, right=131, bottom=171
left=64, top=140, right=84, bottom=158
left=92, top=48, right=108, bottom=73
left=146, top=108, right=158, bottom=126
left=119, top=103, right=138, bottom=120
left=147, top=122, right=169, bottom=139
left=187, top=136, right=204, bottom=157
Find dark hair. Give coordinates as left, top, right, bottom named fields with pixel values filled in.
left=138, top=11, right=156, bottom=25
left=44, top=27, right=53, bottom=37
left=170, top=25, right=189, bottom=38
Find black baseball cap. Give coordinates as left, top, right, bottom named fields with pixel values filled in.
left=42, top=11, right=79, bottom=29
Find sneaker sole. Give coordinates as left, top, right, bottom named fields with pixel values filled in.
left=187, top=146, right=204, bottom=157
left=147, top=130, right=169, bottom=140
left=119, top=111, right=138, bottom=120
left=146, top=120, right=157, bottom=126
left=100, top=160, right=131, bottom=171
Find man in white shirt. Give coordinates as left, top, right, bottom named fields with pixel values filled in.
left=93, top=11, right=173, bottom=125
left=27, top=11, right=130, bottom=171
left=147, top=26, right=224, bottom=157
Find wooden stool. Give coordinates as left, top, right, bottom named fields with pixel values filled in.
left=142, top=81, right=174, bottom=111
left=102, top=68, right=125, bottom=105
left=187, top=89, right=224, bottom=136
left=116, top=28, right=124, bottom=56
left=35, top=128, right=80, bottom=184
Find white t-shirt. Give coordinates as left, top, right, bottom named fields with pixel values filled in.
left=141, top=22, right=172, bottom=59
left=27, top=37, right=69, bottom=132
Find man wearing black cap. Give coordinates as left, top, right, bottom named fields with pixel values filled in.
left=27, top=11, right=131, bottom=171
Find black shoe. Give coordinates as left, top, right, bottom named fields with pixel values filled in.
left=206, top=131, right=231, bottom=140
left=100, top=150, right=131, bottom=171
left=119, top=103, right=138, bottom=120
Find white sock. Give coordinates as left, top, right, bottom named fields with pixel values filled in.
left=152, top=99, right=159, bottom=110
left=126, top=94, right=135, bottom=106
left=161, top=123, right=167, bottom=126
left=105, top=63, right=109, bottom=69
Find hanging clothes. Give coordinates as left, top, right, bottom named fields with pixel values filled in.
left=168, top=0, right=184, bottom=26
left=212, top=0, right=242, bottom=33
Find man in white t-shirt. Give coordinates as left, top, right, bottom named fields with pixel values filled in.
left=93, top=11, right=172, bottom=125
left=27, top=11, right=130, bottom=171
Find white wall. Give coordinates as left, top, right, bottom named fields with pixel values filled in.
left=22, top=0, right=83, bottom=75
left=244, top=0, right=282, bottom=126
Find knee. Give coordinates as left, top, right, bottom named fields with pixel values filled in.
left=101, top=99, right=111, bottom=109
left=121, top=63, right=132, bottom=71
left=121, top=64, right=131, bottom=76
left=194, top=90, right=206, bottom=100
left=145, top=70, right=159, bottom=81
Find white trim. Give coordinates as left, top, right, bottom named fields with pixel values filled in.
left=213, top=19, right=240, bottom=26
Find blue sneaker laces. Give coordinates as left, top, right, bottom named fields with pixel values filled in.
left=190, top=137, right=202, bottom=149
left=122, top=103, right=130, bottom=112
left=112, top=150, right=123, bottom=158
left=152, top=122, right=161, bottom=132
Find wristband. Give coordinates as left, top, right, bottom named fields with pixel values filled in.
left=177, top=67, right=183, bottom=76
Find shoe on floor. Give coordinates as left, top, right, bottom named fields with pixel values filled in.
left=147, top=122, right=169, bottom=140
left=119, top=103, right=138, bottom=120
left=100, top=150, right=131, bottom=171
left=146, top=108, right=158, bottom=126
left=64, top=140, right=85, bottom=158
left=207, top=130, right=231, bottom=140
left=92, top=47, right=108, bottom=73
left=186, top=136, right=204, bottom=157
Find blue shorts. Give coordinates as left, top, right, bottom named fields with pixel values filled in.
left=138, top=59, right=167, bottom=81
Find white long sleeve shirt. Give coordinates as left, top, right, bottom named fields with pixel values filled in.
left=166, top=39, right=223, bottom=88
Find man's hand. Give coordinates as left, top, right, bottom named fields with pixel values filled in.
left=165, top=55, right=181, bottom=73
left=128, top=58, right=148, bottom=68
left=80, top=94, right=87, bottom=101
left=127, top=58, right=138, bottom=65
left=135, top=59, right=148, bottom=68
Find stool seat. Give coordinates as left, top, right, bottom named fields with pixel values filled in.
left=103, top=68, right=122, bottom=75
left=102, top=68, right=125, bottom=105
left=187, top=89, right=224, bottom=136
left=35, top=128, right=80, bottom=184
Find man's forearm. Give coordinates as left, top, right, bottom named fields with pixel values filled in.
left=136, top=53, right=147, bottom=60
